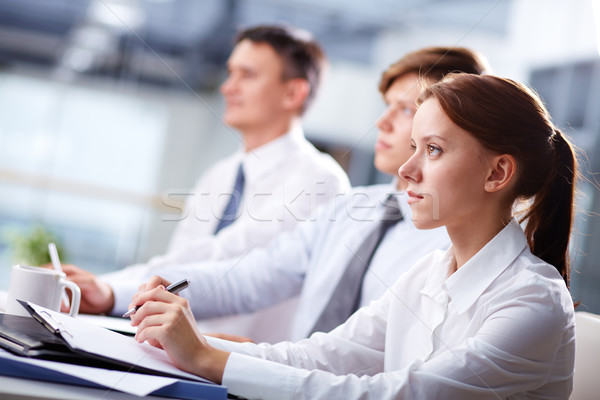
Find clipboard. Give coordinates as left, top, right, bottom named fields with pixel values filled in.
left=0, top=313, right=83, bottom=360
left=9, top=300, right=231, bottom=400
left=0, top=312, right=156, bottom=371
left=18, top=300, right=217, bottom=383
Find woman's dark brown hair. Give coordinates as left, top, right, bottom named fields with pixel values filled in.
left=419, top=74, right=577, bottom=288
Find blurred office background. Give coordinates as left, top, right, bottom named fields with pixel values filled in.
left=0, top=0, right=599, bottom=311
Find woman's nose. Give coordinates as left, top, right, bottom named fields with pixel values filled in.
left=399, top=154, right=419, bottom=182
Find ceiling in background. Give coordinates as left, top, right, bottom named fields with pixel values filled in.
left=0, top=0, right=509, bottom=90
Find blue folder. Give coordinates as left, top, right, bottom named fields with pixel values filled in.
left=0, top=348, right=227, bottom=400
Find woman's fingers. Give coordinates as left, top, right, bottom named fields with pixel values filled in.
left=129, top=287, right=228, bottom=383
left=128, top=276, right=174, bottom=314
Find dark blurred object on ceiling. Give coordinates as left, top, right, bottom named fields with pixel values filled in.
left=0, top=0, right=508, bottom=90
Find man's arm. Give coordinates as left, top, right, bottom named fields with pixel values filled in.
left=151, top=215, right=324, bottom=319
left=105, top=202, right=329, bottom=317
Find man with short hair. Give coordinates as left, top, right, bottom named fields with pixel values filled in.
left=63, top=25, right=350, bottom=326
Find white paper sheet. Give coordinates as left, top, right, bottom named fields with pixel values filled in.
left=0, top=348, right=178, bottom=397
left=27, top=302, right=211, bottom=383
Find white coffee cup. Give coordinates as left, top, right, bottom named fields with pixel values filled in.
left=5, top=264, right=81, bottom=317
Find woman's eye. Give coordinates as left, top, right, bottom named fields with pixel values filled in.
left=427, top=144, right=441, bottom=156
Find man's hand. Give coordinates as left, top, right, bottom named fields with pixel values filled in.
left=61, top=264, right=115, bottom=314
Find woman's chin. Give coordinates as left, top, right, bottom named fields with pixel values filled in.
left=411, top=217, right=443, bottom=231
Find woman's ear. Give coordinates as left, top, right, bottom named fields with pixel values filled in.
left=484, top=154, right=517, bottom=193
left=281, top=78, right=310, bottom=111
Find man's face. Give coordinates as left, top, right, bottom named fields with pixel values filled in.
left=220, top=40, right=291, bottom=132
left=374, top=73, right=422, bottom=176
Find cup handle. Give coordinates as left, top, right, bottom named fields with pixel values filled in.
left=61, top=280, right=81, bottom=318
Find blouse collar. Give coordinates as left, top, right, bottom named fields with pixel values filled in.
left=421, top=218, right=529, bottom=314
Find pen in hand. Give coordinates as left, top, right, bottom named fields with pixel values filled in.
left=122, top=278, right=190, bottom=318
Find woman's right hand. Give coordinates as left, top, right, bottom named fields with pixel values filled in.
left=129, top=276, right=231, bottom=384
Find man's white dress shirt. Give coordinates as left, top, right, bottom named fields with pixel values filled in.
left=152, top=184, right=450, bottom=342
left=207, top=219, right=575, bottom=400
left=104, top=127, right=349, bottom=322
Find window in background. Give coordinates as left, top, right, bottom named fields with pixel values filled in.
left=0, top=72, right=168, bottom=289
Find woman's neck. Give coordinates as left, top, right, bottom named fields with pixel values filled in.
left=447, top=208, right=512, bottom=271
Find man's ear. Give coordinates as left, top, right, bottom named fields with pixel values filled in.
left=484, top=154, right=517, bottom=193
left=281, top=78, right=310, bottom=112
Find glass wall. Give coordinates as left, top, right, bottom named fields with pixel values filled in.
left=0, top=72, right=168, bottom=288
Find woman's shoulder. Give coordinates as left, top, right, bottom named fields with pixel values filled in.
left=513, top=250, right=570, bottom=292
left=489, top=249, right=574, bottom=320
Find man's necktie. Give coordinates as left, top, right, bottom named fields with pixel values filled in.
left=214, top=163, right=245, bottom=234
left=309, top=195, right=403, bottom=335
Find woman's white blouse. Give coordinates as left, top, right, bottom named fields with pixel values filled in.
left=210, top=218, right=575, bottom=400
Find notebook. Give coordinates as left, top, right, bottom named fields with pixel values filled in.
left=17, top=301, right=216, bottom=382
left=0, top=312, right=156, bottom=371
left=0, top=313, right=85, bottom=361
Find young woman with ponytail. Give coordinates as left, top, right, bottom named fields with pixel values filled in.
left=130, top=73, right=578, bottom=400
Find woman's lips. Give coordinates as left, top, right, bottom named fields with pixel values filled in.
left=406, top=189, right=424, bottom=204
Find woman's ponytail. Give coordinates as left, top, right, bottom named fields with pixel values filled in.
left=522, top=129, right=577, bottom=287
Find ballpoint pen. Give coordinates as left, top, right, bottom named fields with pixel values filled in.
left=122, top=278, right=190, bottom=318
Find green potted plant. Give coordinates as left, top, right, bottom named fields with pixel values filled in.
left=7, top=226, right=66, bottom=267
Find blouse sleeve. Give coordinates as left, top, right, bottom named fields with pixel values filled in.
left=214, top=289, right=391, bottom=398
left=218, top=271, right=574, bottom=400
